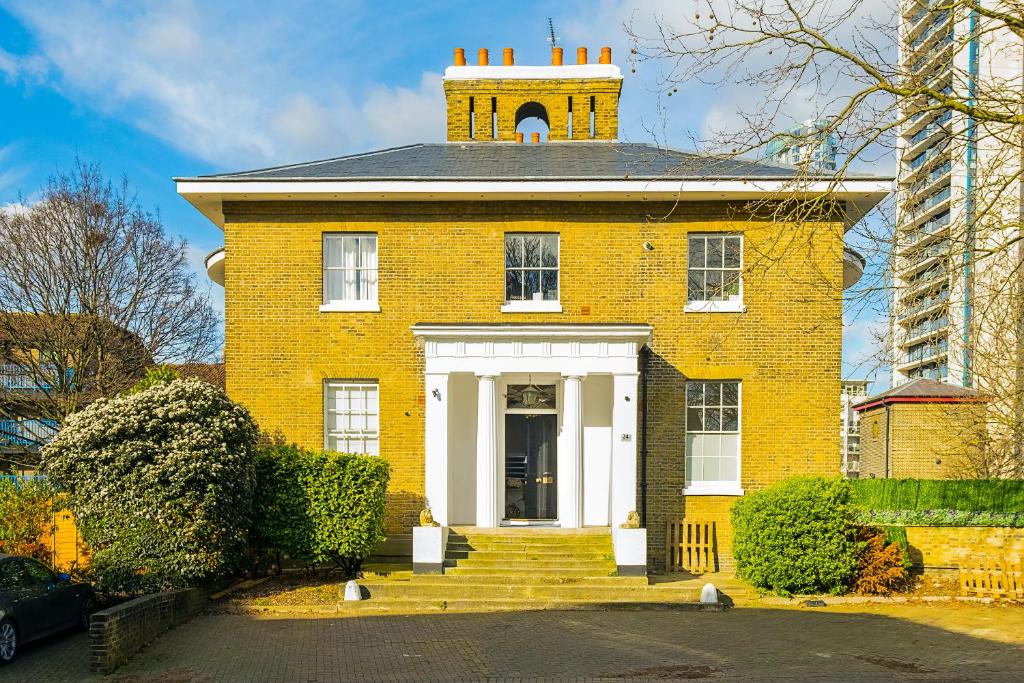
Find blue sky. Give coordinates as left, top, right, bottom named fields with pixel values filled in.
left=0, top=0, right=889, bottom=387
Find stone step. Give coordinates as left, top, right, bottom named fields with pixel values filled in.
left=443, top=566, right=618, bottom=578
left=448, top=527, right=610, bottom=536
left=444, top=550, right=612, bottom=562
left=446, top=546, right=612, bottom=555
left=446, top=532, right=606, bottom=544
left=362, top=583, right=701, bottom=601
left=338, top=598, right=719, bottom=613
left=409, top=574, right=650, bottom=586
left=443, top=558, right=616, bottom=570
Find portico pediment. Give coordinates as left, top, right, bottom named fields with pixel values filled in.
left=411, top=324, right=652, bottom=376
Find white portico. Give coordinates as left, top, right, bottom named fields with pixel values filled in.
left=412, top=324, right=651, bottom=529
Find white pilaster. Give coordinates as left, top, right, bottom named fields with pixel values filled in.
left=424, top=372, right=450, bottom=525
left=611, top=372, right=639, bottom=527
left=475, top=373, right=499, bottom=527
left=560, top=374, right=585, bottom=528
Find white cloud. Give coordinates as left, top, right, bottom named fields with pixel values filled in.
left=0, top=46, right=48, bottom=83
left=3, top=0, right=444, bottom=169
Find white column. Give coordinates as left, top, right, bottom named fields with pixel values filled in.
left=611, top=373, right=640, bottom=528
left=475, top=373, right=499, bottom=527
left=424, top=372, right=449, bottom=526
left=560, top=374, right=585, bottom=528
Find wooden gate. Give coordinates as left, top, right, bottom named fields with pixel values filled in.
left=666, top=519, right=717, bottom=573
left=959, top=556, right=1023, bottom=599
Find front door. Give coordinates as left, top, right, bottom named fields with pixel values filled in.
left=504, top=414, right=557, bottom=521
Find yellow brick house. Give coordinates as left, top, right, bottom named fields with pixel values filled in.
left=177, top=46, right=889, bottom=571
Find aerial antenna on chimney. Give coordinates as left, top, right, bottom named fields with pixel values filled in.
left=547, top=18, right=558, bottom=47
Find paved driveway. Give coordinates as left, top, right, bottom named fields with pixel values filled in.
left=2, top=604, right=1023, bottom=681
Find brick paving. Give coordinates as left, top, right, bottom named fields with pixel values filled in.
left=2, top=604, right=1023, bottom=681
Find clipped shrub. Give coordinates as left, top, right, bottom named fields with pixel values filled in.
left=303, top=450, right=390, bottom=577
left=41, top=378, right=258, bottom=593
left=0, top=477, right=54, bottom=561
left=253, top=442, right=390, bottom=578
left=731, top=477, right=859, bottom=595
left=252, top=441, right=316, bottom=571
left=852, top=527, right=908, bottom=595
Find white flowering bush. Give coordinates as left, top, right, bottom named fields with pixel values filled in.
left=41, top=378, right=258, bottom=593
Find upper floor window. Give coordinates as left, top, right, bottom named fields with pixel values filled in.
left=502, top=234, right=561, bottom=312
left=686, top=234, right=743, bottom=312
left=685, top=381, right=743, bottom=495
left=324, top=381, right=379, bottom=456
left=322, top=234, right=379, bottom=312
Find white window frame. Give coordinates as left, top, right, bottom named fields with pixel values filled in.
left=501, top=233, right=562, bottom=313
left=683, top=380, right=744, bottom=496
left=324, top=380, right=380, bottom=456
left=684, top=233, right=745, bottom=313
left=320, top=233, right=380, bottom=312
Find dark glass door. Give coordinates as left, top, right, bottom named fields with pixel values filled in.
left=504, top=414, right=557, bottom=520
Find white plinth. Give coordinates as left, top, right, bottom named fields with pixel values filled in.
left=413, top=526, right=449, bottom=574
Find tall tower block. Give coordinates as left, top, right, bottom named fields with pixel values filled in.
left=443, top=46, right=623, bottom=142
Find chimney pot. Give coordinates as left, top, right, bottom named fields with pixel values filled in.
left=478, top=48, right=489, bottom=66
left=531, top=132, right=540, bottom=143
left=551, top=47, right=563, bottom=66
left=516, top=132, right=524, bottom=143
left=503, top=47, right=514, bottom=66
left=454, top=48, right=466, bottom=66
left=599, top=46, right=612, bottom=64
left=577, top=47, right=588, bottom=64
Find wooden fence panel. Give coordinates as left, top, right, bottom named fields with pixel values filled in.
left=959, top=556, right=1023, bottom=599
left=40, top=507, right=89, bottom=571
left=665, top=519, right=717, bottom=573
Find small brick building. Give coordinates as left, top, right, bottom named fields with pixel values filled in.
left=853, top=378, right=988, bottom=478
left=176, top=45, right=889, bottom=568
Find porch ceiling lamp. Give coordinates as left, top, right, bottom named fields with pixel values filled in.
left=521, top=377, right=542, bottom=408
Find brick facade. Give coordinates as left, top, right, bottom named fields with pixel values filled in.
left=858, top=402, right=987, bottom=479
left=222, top=199, right=845, bottom=567
left=444, top=77, right=621, bottom=141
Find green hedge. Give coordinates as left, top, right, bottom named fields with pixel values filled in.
left=252, top=443, right=390, bottom=577
left=850, top=478, right=1024, bottom=513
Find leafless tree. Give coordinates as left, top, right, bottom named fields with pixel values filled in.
left=628, top=0, right=1023, bottom=476
left=0, top=162, right=221, bottom=467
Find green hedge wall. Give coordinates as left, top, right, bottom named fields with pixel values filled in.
left=851, top=479, right=1024, bottom=513
left=851, top=479, right=1024, bottom=528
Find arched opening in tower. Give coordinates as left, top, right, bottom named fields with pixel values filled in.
left=515, top=102, right=550, bottom=142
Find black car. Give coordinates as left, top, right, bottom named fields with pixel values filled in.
left=0, top=554, right=94, bottom=664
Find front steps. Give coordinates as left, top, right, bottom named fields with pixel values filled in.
left=352, top=527, right=717, bottom=613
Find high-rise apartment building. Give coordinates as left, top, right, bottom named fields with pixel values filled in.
left=840, top=380, right=870, bottom=477
left=764, top=119, right=838, bottom=171
left=891, top=2, right=1023, bottom=387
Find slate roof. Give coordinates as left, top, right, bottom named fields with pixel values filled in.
left=853, top=378, right=985, bottom=410
left=182, top=142, right=867, bottom=182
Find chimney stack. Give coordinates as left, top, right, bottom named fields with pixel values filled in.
left=599, top=46, right=612, bottom=64
left=531, top=132, right=540, bottom=143
left=478, top=48, right=489, bottom=66
left=551, top=47, right=563, bottom=65
left=503, top=47, right=514, bottom=65
left=577, top=47, right=588, bottom=64
left=453, top=48, right=466, bottom=66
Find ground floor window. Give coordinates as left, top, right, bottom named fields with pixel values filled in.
left=324, top=381, right=379, bottom=455
left=685, top=380, right=740, bottom=487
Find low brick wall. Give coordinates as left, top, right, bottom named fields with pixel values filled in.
left=905, top=527, right=1024, bottom=571
left=90, top=587, right=206, bottom=674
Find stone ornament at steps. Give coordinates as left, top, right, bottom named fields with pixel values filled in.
left=420, top=508, right=439, bottom=527
left=620, top=510, right=641, bottom=529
